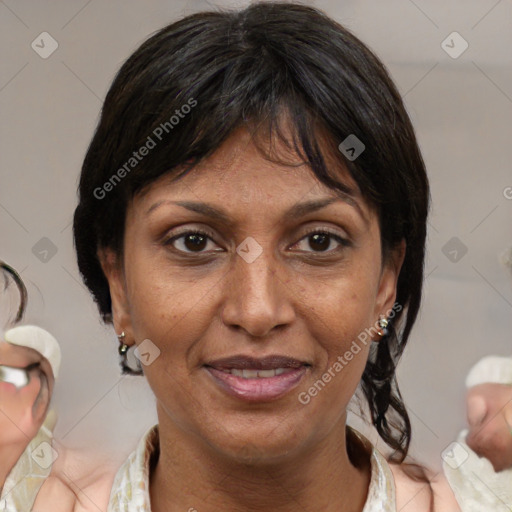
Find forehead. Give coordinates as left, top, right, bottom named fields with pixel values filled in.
left=133, top=126, right=368, bottom=220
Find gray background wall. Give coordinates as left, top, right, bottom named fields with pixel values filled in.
left=1, top=0, right=511, bottom=471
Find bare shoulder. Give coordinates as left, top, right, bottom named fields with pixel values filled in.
left=389, top=463, right=461, bottom=512
left=430, top=471, right=462, bottom=512
left=34, top=445, right=120, bottom=512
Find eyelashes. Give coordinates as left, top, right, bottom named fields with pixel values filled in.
left=164, top=229, right=219, bottom=254
left=296, top=227, right=352, bottom=253
left=164, top=227, right=351, bottom=256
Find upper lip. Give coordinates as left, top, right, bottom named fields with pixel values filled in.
left=204, top=355, right=310, bottom=370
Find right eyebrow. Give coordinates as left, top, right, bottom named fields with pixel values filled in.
left=146, top=200, right=234, bottom=226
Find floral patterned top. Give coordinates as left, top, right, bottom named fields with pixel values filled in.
left=0, top=421, right=54, bottom=512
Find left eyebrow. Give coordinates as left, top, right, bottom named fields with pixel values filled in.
left=146, top=193, right=366, bottom=225
left=281, top=196, right=366, bottom=223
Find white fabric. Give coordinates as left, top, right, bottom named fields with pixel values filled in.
left=0, top=421, right=55, bottom=512
left=3, top=325, right=61, bottom=379
left=362, top=444, right=397, bottom=512
left=107, top=425, right=397, bottom=511
left=443, top=430, right=512, bottom=512
left=465, top=356, right=512, bottom=388
left=443, top=355, right=512, bottom=512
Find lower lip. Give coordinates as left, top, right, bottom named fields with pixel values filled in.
left=205, top=366, right=308, bottom=402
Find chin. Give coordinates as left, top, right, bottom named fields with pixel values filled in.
left=218, top=438, right=302, bottom=466
left=201, top=415, right=306, bottom=465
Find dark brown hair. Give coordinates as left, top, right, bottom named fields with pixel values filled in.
left=1, top=260, right=27, bottom=326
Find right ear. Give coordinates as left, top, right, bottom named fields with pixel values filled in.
left=97, top=248, right=134, bottom=346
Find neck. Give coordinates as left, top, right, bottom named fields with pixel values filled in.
left=150, top=412, right=371, bottom=512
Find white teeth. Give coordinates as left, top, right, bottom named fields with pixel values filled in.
left=242, top=369, right=260, bottom=378
left=223, top=368, right=293, bottom=379
left=256, top=369, right=276, bottom=378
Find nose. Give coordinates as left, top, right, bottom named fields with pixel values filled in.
left=220, top=241, right=295, bottom=338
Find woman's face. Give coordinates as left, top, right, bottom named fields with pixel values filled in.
left=0, top=342, right=52, bottom=445
left=103, top=126, right=404, bottom=462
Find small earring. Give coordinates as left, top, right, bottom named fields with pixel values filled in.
left=376, top=316, right=389, bottom=338
left=117, top=331, right=129, bottom=355
left=116, top=331, right=143, bottom=376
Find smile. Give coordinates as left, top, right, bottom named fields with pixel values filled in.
left=217, top=367, right=294, bottom=378
left=204, top=354, right=310, bottom=402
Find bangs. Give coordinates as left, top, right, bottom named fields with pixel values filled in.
left=88, top=4, right=397, bottom=205
left=136, top=100, right=358, bottom=205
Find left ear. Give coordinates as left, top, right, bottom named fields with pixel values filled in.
left=374, top=239, right=406, bottom=318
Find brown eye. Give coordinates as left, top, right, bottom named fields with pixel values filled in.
left=165, top=229, right=221, bottom=254
left=294, top=229, right=350, bottom=254
left=181, top=233, right=208, bottom=252
left=307, top=233, right=331, bottom=252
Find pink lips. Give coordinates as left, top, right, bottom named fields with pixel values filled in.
left=204, top=355, right=309, bottom=402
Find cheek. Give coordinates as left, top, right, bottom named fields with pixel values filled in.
left=124, top=244, right=218, bottom=334
left=123, top=257, right=220, bottom=395
left=292, top=260, right=380, bottom=346
left=314, top=302, right=372, bottom=393
left=291, top=264, right=378, bottom=399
